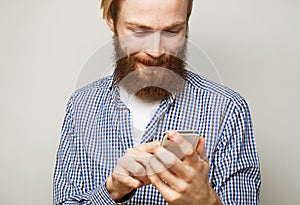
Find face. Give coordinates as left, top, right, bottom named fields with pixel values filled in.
left=110, top=0, right=189, bottom=102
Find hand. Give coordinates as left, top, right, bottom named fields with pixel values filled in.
left=106, top=141, right=160, bottom=201
left=147, top=131, right=221, bottom=205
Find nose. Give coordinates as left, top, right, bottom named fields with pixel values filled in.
left=145, top=32, right=165, bottom=58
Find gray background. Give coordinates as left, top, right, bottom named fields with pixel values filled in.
left=1, top=0, right=299, bottom=204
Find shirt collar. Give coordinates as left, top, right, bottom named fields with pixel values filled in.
left=109, top=71, right=188, bottom=109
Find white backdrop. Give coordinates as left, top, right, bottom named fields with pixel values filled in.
left=0, top=0, right=299, bottom=204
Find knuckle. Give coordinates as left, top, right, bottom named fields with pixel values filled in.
left=184, top=147, right=195, bottom=158
left=112, top=172, right=118, bottom=180
left=151, top=176, right=161, bottom=185
left=195, top=161, right=206, bottom=172
left=125, top=148, right=135, bottom=155
left=117, top=157, right=126, bottom=165
left=185, top=176, right=193, bottom=183
left=117, top=157, right=123, bottom=163
left=112, top=171, right=123, bottom=182
left=122, top=176, right=132, bottom=186
left=177, top=183, right=189, bottom=194
left=167, top=194, right=181, bottom=204
left=113, top=169, right=124, bottom=177
left=133, top=166, right=146, bottom=176
left=185, top=168, right=196, bottom=182
left=165, top=157, right=180, bottom=167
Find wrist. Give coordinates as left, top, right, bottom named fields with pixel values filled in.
left=214, top=197, right=223, bottom=205
left=205, top=186, right=223, bottom=205
left=106, top=176, right=132, bottom=202
left=206, top=186, right=223, bottom=205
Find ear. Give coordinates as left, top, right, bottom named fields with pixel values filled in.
left=106, top=16, right=115, bottom=33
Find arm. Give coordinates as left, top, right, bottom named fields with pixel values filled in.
left=211, top=99, right=261, bottom=204
left=53, top=96, right=162, bottom=204
left=53, top=97, right=128, bottom=205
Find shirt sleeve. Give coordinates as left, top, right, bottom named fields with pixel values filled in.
left=53, top=96, right=134, bottom=205
left=210, top=99, right=261, bottom=205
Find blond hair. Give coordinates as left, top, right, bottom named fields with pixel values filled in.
left=100, top=0, right=194, bottom=22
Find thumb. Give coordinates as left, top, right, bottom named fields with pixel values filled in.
left=196, top=137, right=208, bottom=161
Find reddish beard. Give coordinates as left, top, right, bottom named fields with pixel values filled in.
left=113, top=38, right=187, bottom=102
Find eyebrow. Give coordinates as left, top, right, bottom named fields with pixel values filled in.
left=124, top=21, right=187, bottom=30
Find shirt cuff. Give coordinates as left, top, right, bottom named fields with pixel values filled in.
left=90, top=182, right=136, bottom=204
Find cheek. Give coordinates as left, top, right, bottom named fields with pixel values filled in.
left=114, top=24, right=140, bottom=53
left=163, top=39, right=186, bottom=55
left=162, top=29, right=187, bottom=54
left=118, top=35, right=156, bottom=55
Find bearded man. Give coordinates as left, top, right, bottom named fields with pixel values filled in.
left=54, top=0, right=261, bottom=204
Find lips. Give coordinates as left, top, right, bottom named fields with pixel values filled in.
left=133, top=54, right=170, bottom=67
left=138, top=62, right=167, bottom=74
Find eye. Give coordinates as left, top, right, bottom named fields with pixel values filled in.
left=133, top=30, right=152, bottom=37
left=162, top=30, right=179, bottom=37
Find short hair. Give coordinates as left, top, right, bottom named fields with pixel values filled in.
left=100, top=0, right=194, bottom=22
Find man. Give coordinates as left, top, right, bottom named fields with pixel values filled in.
left=54, top=0, right=261, bottom=204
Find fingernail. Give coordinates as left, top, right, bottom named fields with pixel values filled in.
left=167, top=130, right=176, bottom=136
left=154, top=141, right=160, bottom=146
left=168, top=131, right=182, bottom=143
left=167, top=130, right=178, bottom=138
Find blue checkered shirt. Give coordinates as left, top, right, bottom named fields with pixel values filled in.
left=53, top=71, right=261, bottom=204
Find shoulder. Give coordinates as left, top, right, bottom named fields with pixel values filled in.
left=67, top=76, right=114, bottom=110
left=185, top=71, right=248, bottom=109
left=73, top=75, right=113, bottom=96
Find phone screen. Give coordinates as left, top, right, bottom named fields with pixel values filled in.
left=160, top=130, right=200, bottom=159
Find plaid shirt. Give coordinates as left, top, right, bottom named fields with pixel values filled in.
left=53, top=71, right=261, bottom=204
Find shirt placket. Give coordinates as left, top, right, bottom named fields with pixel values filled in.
left=112, top=86, right=134, bottom=153
left=141, top=97, right=175, bottom=144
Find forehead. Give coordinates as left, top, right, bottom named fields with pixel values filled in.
left=118, top=0, right=188, bottom=28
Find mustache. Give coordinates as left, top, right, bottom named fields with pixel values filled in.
left=125, top=54, right=171, bottom=67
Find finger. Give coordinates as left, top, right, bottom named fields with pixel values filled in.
left=112, top=166, right=142, bottom=191
left=152, top=145, right=192, bottom=179
left=195, top=136, right=204, bottom=154
left=122, top=148, right=155, bottom=184
left=148, top=155, right=187, bottom=192
left=125, top=148, right=153, bottom=166
left=167, top=131, right=199, bottom=166
left=196, top=137, right=208, bottom=162
left=137, top=141, right=160, bottom=153
left=118, top=155, right=147, bottom=178
left=147, top=165, right=180, bottom=200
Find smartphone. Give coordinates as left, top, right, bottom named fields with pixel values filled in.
left=160, top=130, right=200, bottom=159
